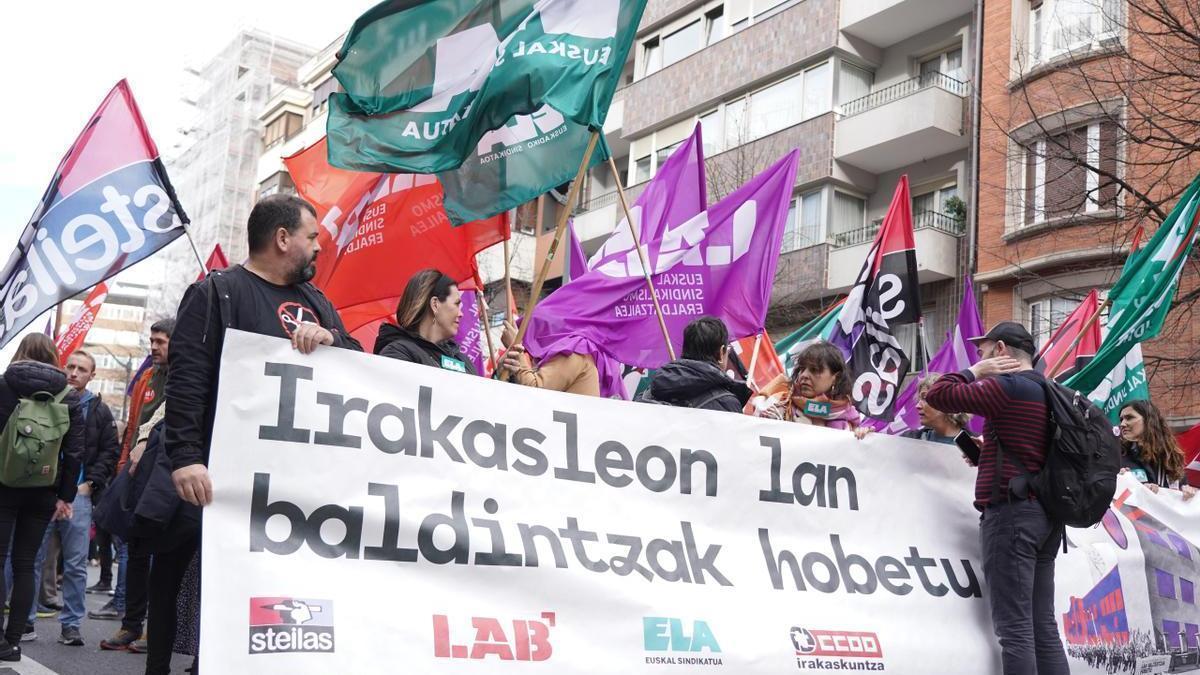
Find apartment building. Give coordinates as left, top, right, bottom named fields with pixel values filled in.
left=574, top=0, right=980, bottom=356
left=149, top=30, right=315, bottom=323
left=976, top=0, right=1200, bottom=425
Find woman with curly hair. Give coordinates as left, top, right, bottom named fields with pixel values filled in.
left=1118, top=399, right=1196, bottom=499
left=754, top=341, right=861, bottom=431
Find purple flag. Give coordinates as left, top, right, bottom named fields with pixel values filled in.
left=454, top=289, right=488, bottom=376
left=587, top=124, right=707, bottom=273
left=567, top=221, right=588, bottom=283
left=524, top=150, right=800, bottom=370
left=865, top=277, right=985, bottom=435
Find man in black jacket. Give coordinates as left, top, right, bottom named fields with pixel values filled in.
left=28, top=350, right=117, bottom=646
left=150, top=194, right=361, bottom=675
left=642, top=317, right=751, bottom=413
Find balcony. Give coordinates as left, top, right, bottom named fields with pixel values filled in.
left=840, top=0, right=974, bottom=48
left=826, top=211, right=964, bottom=290
left=834, top=72, right=968, bottom=174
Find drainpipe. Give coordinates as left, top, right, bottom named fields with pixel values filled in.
left=967, top=0, right=984, bottom=283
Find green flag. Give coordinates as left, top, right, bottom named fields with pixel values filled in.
left=1065, top=175, right=1200, bottom=395
left=775, top=301, right=843, bottom=373
left=327, top=0, right=645, bottom=176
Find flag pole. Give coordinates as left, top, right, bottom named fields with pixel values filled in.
left=606, top=155, right=677, bottom=360
left=476, top=290, right=498, bottom=373
left=182, top=225, right=208, bottom=274
left=746, top=332, right=764, bottom=390
left=1046, top=298, right=1111, bottom=378
left=918, top=317, right=930, bottom=376
left=503, top=226, right=515, bottom=324
left=512, top=131, right=600, bottom=346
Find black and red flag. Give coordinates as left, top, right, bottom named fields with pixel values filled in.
left=0, top=80, right=187, bottom=348
left=830, top=176, right=923, bottom=418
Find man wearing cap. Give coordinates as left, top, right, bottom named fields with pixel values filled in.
left=925, top=321, right=1068, bottom=675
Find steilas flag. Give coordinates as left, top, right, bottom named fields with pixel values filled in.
left=55, top=282, right=108, bottom=361
left=284, top=137, right=508, bottom=345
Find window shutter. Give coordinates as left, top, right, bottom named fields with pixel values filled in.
left=1098, top=120, right=1118, bottom=208
left=1025, top=144, right=1037, bottom=224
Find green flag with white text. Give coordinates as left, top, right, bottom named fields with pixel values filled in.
left=1065, top=175, right=1200, bottom=396
left=327, top=0, right=644, bottom=177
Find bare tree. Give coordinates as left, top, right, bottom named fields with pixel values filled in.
left=980, top=0, right=1200, bottom=394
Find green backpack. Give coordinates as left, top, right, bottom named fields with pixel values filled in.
left=0, top=387, right=72, bottom=488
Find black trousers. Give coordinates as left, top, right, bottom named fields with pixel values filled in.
left=145, top=537, right=198, bottom=675
left=95, top=524, right=115, bottom=585
left=122, top=540, right=152, bottom=634
left=0, top=489, right=56, bottom=645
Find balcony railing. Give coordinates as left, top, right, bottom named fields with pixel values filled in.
left=577, top=190, right=620, bottom=213
left=839, top=71, right=968, bottom=118
left=829, top=211, right=966, bottom=249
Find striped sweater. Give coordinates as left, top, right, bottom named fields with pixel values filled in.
left=925, top=369, right=1051, bottom=510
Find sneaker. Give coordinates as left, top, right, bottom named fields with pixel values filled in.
left=127, top=636, right=148, bottom=654
left=35, top=605, right=58, bottom=618
left=19, top=626, right=35, bottom=642
left=88, top=601, right=123, bottom=620
left=58, top=625, right=83, bottom=646
left=86, top=581, right=113, bottom=594
left=99, top=628, right=140, bottom=651
left=0, top=642, right=19, bottom=662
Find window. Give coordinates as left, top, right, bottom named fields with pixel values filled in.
left=781, top=190, right=823, bottom=253
left=839, top=63, right=873, bottom=107
left=1027, top=0, right=1120, bottom=65
left=662, top=20, right=702, bottom=67
left=1021, top=119, right=1118, bottom=226
left=311, top=76, right=341, bottom=118
left=642, top=39, right=662, bottom=77
left=724, top=98, right=748, bottom=148
left=1028, top=295, right=1081, bottom=345
left=1156, top=569, right=1176, bottom=599
left=919, top=47, right=965, bottom=93
left=699, top=110, right=722, bottom=157
left=1182, top=578, right=1196, bottom=605
left=705, top=7, right=725, bottom=46
left=802, top=62, right=832, bottom=119
left=749, top=75, right=802, bottom=140
left=264, top=112, right=302, bottom=147
left=913, top=183, right=959, bottom=228
left=655, top=140, right=683, bottom=167
left=634, top=155, right=652, bottom=183
left=831, top=191, right=866, bottom=235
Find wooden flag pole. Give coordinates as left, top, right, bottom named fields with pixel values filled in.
left=746, top=332, right=764, bottom=390
left=503, top=230, right=514, bottom=325
left=476, top=290, right=498, bottom=373
left=606, top=155, right=677, bottom=360
left=512, top=131, right=600, bottom=347
left=1045, top=298, right=1111, bottom=378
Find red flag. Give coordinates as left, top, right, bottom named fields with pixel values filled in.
left=284, top=138, right=508, bottom=341
left=196, top=244, right=229, bottom=281
left=1180, top=422, right=1200, bottom=487
left=55, top=283, right=109, bottom=361
left=1038, top=289, right=1103, bottom=381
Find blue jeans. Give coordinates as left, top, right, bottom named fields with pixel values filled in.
left=113, top=537, right=128, bottom=612
left=31, top=492, right=91, bottom=629
left=980, top=499, right=1070, bottom=675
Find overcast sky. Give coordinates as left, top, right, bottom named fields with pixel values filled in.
left=0, top=1, right=373, bottom=357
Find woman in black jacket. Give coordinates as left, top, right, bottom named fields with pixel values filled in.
left=0, top=334, right=84, bottom=661
left=374, top=269, right=478, bottom=375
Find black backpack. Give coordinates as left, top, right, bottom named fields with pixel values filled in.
left=996, top=373, right=1121, bottom=528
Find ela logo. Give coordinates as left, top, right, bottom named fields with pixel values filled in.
left=432, top=612, right=555, bottom=662
left=248, top=597, right=334, bottom=655
left=644, top=617, right=721, bottom=653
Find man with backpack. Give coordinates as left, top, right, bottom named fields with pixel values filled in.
left=150, top=194, right=361, bottom=675
left=925, top=321, right=1070, bottom=675
left=27, top=350, right=119, bottom=647
left=640, top=317, right=751, bottom=412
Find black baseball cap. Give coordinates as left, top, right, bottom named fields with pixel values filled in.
left=968, top=321, right=1037, bottom=356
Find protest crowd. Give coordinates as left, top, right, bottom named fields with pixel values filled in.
left=1, top=2, right=1199, bottom=674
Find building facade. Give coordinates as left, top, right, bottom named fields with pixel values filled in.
left=574, top=0, right=979, bottom=357
left=150, top=30, right=316, bottom=323
left=60, top=282, right=150, bottom=423
left=977, top=0, right=1200, bottom=426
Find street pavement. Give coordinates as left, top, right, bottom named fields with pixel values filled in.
left=0, top=565, right=192, bottom=675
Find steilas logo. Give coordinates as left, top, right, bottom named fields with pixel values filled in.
left=432, top=612, right=555, bottom=662
left=248, top=597, right=334, bottom=655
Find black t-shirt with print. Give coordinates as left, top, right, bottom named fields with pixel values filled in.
left=230, top=267, right=322, bottom=340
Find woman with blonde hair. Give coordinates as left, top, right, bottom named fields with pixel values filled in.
left=1118, top=399, right=1195, bottom=499
left=902, top=373, right=971, bottom=445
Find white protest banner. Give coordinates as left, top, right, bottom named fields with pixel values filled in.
left=200, top=330, right=997, bottom=673
left=1057, top=472, right=1200, bottom=674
